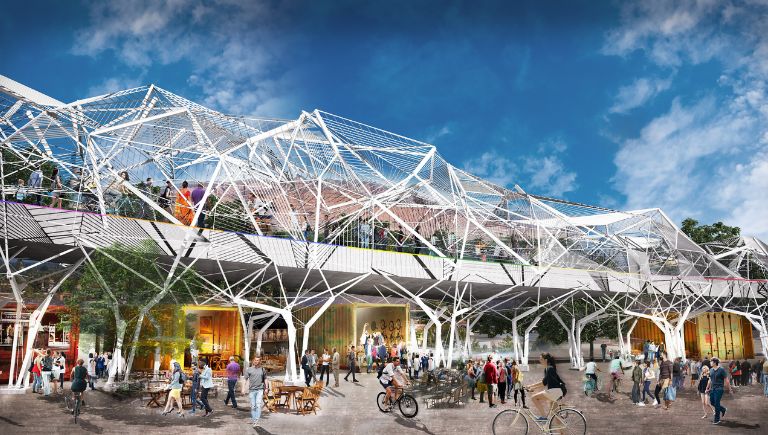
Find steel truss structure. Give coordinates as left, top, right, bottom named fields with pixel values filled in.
left=1, top=75, right=767, bottom=385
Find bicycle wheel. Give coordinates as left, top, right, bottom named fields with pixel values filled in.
left=74, top=395, right=81, bottom=423
left=64, top=393, right=73, bottom=411
left=376, top=392, right=391, bottom=413
left=492, top=409, right=528, bottom=435
left=548, top=408, right=586, bottom=435
left=398, top=394, right=418, bottom=418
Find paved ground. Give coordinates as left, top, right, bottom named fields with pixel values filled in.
left=1, top=362, right=766, bottom=434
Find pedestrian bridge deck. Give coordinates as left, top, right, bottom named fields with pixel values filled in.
left=0, top=201, right=726, bottom=299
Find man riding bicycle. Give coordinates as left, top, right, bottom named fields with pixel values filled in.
left=380, top=357, right=410, bottom=405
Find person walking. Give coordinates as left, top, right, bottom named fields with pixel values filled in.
left=199, top=360, right=214, bottom=417
left=706, top=358, right=733, bottom=425
left=87, top=353, right=97, bottom=390
left=31, top=353, right=42, bottom=394
left=189, top=363, right=204, bottom=414
left=600, top=343, right=608, bottom=362
left=50, top=167, right=63, bottom=208
left=245, top=357, right=268, bottom=429
left=642, top=361, right=654, bottom=404
left=741, top=359, right=751, bottom=386
left=631, top=358, right=644, bottom=406
left=190, top=182, right=206, bottom=227
left=41, top=349, right=54, bottom=396
left=301, top=350, right=312, bottom=386
left=162, top=362, right=185, bottom=417
left=699, top=364, right=714, bottom=419
left=96, top=354, right=105, bottom=379
left=309, top=349, right=318, bottom=382
left=51, top=351, right=61, bottom=395
left=465, top=360, right=477, bottom=400
left=653, top=352, right=672, bottom=409
left=331, top=347, right=340, bottom=387
left=412, top=352, right=420, bottom=380
left=174, top=180, right=193, bottom=225
left=497, top=360, right=508, bottom=404
left=672, top=357, right=683, bottom=389
left=344, top=345, right=358, bottom=382
left=320, top=348, right=331, bottom=384
left=762, top=357, right=768, bottom=397
left=224, top=356, right=240, bottom=409
left=690, top=358, right=699, bottom=388
left=483, top=355, right=498, bottom=408
left=510, top=361, right=527, bottom=408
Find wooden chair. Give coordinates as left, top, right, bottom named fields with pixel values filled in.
left=297, top=387, right=318, bottom=415
left=310, top=380, right=324, bottom=410
left=264, top=379, right=282, bottom=412
left=312, top=380, right=325, bottom=393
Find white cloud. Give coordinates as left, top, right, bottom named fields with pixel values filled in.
left=463, top=139, right=577, bottom=197
left=605, top=0, right=768, bottom=238
left=609, top=76, right=672, bottom=114
left=71, top=0, right=296, bottom=117
left=424, top=124, right=453, bottom=144
left=462, top=150, right=518, bottom=187
left=86, top=76, right=144, bottom=97
left=525, top=156, right=578, bottom=197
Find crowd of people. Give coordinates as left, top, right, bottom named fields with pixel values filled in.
left=582, top=350, right=768, bottom=425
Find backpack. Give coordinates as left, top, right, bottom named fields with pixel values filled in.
left=377, top=364, right=385, bottom=379
left=179, top=371, right=188, bottom=383
left=42, top=356, right=53, bottom=371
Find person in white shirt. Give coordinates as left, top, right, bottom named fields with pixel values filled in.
left=87, top=353, right=97, bottom=390
left=320, top=348, right=331, bottom=384
left=584, top=358, right=601, bottom=386
left=380, top=358, right=409, bottom=406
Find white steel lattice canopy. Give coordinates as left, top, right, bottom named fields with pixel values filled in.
left=2, top=75, right=768, bottom=380
left=1, top=76, right=752, bottom=285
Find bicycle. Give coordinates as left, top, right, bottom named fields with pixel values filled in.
left=492, top=396, right=586, bottom=434
left=377, top=386, right=418, bottom=418
left=583, top=375, right=598, bottom=397
left=64, top=390, right=84, bottom=423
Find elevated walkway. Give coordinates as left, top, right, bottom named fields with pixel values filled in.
left=0, top=201, right=649, bottom=300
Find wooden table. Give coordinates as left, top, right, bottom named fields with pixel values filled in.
left=277, top=385, right=304, bottom=413
left=145, top=389, right=167, bottom=407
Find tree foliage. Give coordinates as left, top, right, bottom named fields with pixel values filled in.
left=681, top=218, right=740, bottom=244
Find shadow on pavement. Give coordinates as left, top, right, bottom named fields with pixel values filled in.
left=392, top=415, right=436, bottom=435
left=0, top=416, right=24, bottom=426
left=719, top=421, right=761, bottom=430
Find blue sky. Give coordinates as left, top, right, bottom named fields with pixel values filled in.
left=2, top=0, right=767, bottom=237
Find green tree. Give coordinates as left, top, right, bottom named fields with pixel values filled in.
left=66, top=241, right=201, bottom=383
left=681, top=218, right=740, bottom=245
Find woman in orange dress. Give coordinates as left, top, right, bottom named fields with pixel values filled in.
left=174, top=181, right=193, bottom=225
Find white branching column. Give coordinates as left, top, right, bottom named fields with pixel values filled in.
left=624, top=306, right=701, bottom=361
left=256, top=314, right=280, bottom=356
left=552, top=312, right=578, bottom=369
left=14, top=260, right=83, bottom=388
left=446, top=307, right=469, bottom=368
left=234, top=298, right=300, bottom=382
left=575, top=312, right=612, bottom=368
left=520, top=314, right=543, bottom=370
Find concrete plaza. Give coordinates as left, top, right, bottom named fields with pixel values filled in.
left=1, top=362, right=766, bottom=434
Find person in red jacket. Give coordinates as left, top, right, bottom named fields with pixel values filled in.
left=483, top=355, right=499, bottom=408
